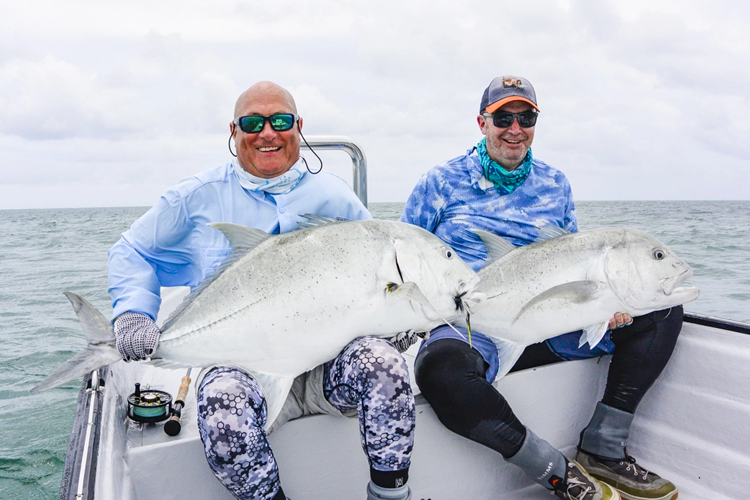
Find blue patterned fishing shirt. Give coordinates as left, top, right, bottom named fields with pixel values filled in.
left=402, top=146, right=615, bottom=362
left=401, top=146, right=577, bottom=271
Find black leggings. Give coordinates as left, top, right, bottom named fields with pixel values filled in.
left=414, top=306, right=683, bottom=458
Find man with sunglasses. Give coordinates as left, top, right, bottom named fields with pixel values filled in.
left=108, top=81, right=415, bottom=500
left=400, top=76, right=681, bottom=500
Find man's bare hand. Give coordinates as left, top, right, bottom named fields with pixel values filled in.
left=609, top=312, right=633, bottom=330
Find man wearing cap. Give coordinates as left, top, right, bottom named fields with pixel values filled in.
left=400, top=76, right=682, bottom=500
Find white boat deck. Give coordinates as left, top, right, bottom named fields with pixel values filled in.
left=91, top=321, right=749, bottom=499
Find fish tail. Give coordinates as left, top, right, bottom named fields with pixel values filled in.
left=30, top=293, right=122, bottom=393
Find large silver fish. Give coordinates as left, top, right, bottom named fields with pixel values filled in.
left=458, top=227, right=699, bottom=379
left=33, top=219, right=483, bottom=427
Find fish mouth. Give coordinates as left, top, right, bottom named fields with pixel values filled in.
left=395, top=253, right=405, bottom=283
left=454, top=275, right=485, bottom=313
left=661, top=267, right=693, bottom=295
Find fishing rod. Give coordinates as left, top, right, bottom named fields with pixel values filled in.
left=164, top=368, right=192, bottom=436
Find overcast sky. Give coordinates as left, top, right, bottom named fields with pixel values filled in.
left=1, top=0, right=748, bottom=209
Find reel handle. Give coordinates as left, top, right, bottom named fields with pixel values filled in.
left=164, top=374, right=192, bottom=436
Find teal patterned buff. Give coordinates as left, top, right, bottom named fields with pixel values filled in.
left=477, top=137, right=532, bottom=195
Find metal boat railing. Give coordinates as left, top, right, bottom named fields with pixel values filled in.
left=301, top=135, right=368, bottom=207
left=59, top=368, right=106, bottom=500
left=684, top=312, right=750, bottom=335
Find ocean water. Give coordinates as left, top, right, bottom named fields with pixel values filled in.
left=0, top=201, right=748, bottom=499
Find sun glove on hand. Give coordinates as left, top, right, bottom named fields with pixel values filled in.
left=114, top=311, right=161, bottom=361
left=389, top=330, right=424, bottom=353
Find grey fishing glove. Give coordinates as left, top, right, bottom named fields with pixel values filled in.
left=389, top=330, right=424, bottom=353
left=114, top=311, right=161, bottom=361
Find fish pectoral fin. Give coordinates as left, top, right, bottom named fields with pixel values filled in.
left=513, top=281, right=606, bottom=324
left=581, top=321, right=609, bottom=349
left=248, top=372, right=296, bottom=433
left=491, top=338, right=526, bottom=382
left=386, top=281, right=438, bottom=313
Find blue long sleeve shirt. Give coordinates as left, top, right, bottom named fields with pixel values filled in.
left=403, top=147, right=614, bottom=363
left=108, top=161, right=371, bottom=321
left=400, top=146, right=577, bottom=271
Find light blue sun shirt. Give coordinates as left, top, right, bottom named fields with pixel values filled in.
left=108, top=160, right=371, bottom=321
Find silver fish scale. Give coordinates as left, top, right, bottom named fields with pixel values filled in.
left=461, top=228, right=699, bottom=379
left=155, top=220, right=479, bottom=374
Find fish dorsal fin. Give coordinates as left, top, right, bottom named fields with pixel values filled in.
left=297, top=213, right=349, bottom=228
left=472, top=230, right=516, bottom=265
left=535, top=224, right=570, bottom=241
left=580, top=321, right=610, bottom=349
left=513, top=280, right=606, bottom=324
left=161, top=223, right=271, bottom=331
left=209, top=222, right=271, bottom=252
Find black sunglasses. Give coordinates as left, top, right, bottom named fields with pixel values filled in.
left=484, top=111, right=538, bottom=129
left=233, top=114, right=298, bottom=133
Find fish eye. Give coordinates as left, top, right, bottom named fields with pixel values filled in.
left=652, top=248, right=666, bottom=260
left=442, top=247, right=454, bottom=259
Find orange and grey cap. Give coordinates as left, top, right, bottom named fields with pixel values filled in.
left=480, top=76, right=540, bottom=114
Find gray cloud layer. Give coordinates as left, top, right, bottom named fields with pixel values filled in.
left=1, top=0, right=748, bottom=208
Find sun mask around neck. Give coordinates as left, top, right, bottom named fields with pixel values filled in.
left=476, top=137, right=532, bottom=196
left=233, top=157, right=307, bottom=195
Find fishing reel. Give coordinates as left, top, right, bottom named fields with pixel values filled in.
left=127, top=383, right=173, bottom=423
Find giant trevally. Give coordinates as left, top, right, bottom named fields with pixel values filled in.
left=456, top=227, right=699, bottom=379
left=32, top=219, right=483, bottom=427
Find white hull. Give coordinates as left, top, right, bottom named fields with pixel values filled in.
left=60, top=316, right=750, bottom=500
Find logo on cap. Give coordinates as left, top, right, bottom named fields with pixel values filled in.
left=503, top=77, right=525, bottom=89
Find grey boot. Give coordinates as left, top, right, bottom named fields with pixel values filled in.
left=366, top=481, right=411, bottom=500
left=506, top=427, right=568, bottom=490
left=577, top=402, right=677, bottom=500
left=579, top=402, right=634, bottom=459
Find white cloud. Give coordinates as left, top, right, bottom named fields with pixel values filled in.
left=1, top=0, right=749, bottom=208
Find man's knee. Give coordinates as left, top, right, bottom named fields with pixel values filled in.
left=346, top=337, right=411, bottom=380
left=197, top=367, right=267, bottom=437
left=415, top=339, right=485, bottom=404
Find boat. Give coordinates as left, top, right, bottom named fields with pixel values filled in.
left=55, top=138, right=750, bottom=500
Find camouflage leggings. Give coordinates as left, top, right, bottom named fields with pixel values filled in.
left=196, top=337, right=415, bottom=500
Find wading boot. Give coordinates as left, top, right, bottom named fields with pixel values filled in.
left=366, top=481, right=412, bottom=500
left=553, top=459, right=621, bottom=500
left=578, top=402, right=677, bottom=500
left=576, top=451, right=677, bottom=500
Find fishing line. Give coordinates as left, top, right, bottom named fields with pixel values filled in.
left=298, top=122, right=323, bottom=174
left=228, top=127, right=237, bottom=157
left=127, top=383, right=173, bottom=423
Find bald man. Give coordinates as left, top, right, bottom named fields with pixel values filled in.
left=108, top=82, right=415, bottom=500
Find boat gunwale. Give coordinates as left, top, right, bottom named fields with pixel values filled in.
left=57, top=313, right=749, bottom=498
left=58, top=368, right=106, bottom=500
left=683, top=311, right=750, bottom=335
